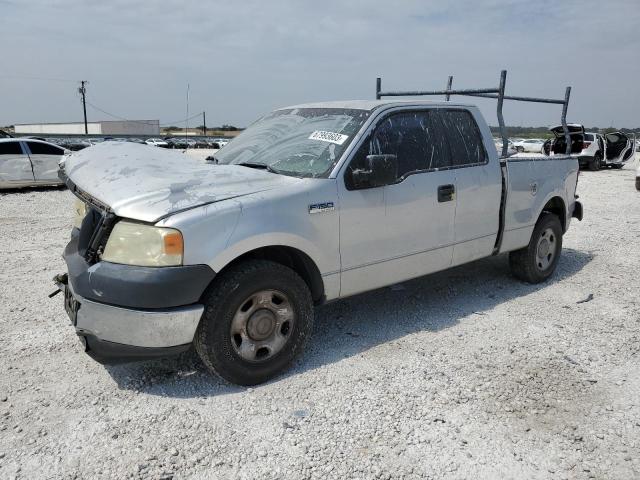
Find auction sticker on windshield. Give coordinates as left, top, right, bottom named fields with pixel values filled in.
left=308, top=131, right=349, bottom=145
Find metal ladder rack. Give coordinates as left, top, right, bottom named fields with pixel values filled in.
left=375, top=70, right=572, bottom=158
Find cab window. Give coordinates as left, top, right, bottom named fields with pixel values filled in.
left=345, top=110, right=450, bottom=189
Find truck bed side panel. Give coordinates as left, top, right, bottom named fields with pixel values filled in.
left=500, top=156, right=578, bottom=253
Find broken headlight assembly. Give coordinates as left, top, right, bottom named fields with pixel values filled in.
left=101, top=221, right=184, bottom=267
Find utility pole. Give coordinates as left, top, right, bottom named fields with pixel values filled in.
left=78, top=81, right=88, bottom=134
left=185, top=83, right=190, bottom=143
left=203, top=111, right=206, bottom=136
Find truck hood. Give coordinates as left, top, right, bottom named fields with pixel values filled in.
left=62, top=142, right=300, bottom=222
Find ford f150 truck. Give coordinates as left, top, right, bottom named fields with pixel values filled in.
left=54, top=73, right=583, bottom=385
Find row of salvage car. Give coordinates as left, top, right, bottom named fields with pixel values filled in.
left=45, top=136, right=229, bottom=151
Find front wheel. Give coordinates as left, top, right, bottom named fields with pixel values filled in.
left=195, top=260, right=313, bottom=386
left=509, top=212, right=563, bottom=283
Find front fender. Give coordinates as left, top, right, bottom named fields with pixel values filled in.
left=209, top=233, right=330, bottom=278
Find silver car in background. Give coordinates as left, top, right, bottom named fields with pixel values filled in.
left=0, top=138, right=68, bottom=189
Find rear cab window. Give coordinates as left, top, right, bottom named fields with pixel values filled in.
left=438, top=110, right=488, bottom=167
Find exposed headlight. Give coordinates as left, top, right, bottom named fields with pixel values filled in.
left=73, top=197, right=87, bottom=229
left=102, top=221, right=183, bottom=267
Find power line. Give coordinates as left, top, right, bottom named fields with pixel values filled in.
left=0, top=74, right=77, bottom=83
left=161, top=112, right=202, bottom=126
left=85, top=100, right=202, bottom=126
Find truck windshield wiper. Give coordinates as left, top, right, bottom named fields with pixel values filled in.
left=236, top=162, right=281, bottom=175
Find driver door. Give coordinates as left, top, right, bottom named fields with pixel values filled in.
left=337, top=109, right=456, bottom=297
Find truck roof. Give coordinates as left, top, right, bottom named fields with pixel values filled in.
left=279, top=99, right=475, bottom=111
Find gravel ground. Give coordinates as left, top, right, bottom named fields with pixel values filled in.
left=0, top=160, right=639, bottom=479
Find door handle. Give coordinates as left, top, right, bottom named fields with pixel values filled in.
left=438, top=184, right=455, bottom=202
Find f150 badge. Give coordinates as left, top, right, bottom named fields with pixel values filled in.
left=309, top=202, right=335, bottom=214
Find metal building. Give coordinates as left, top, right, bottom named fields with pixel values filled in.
left=13, top=120, right=160, bottom=136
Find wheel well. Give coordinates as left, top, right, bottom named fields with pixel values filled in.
left=221, top=246, right=325, bottom=304
left=542, top=196, right=566, bottom=232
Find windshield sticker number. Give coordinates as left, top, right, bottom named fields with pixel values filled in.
left=308, top=131, right=348, bottom=145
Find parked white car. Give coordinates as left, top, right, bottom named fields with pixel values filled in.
left=145, top=138, right=169, bottom=148
left=0, top=138, right=68, bottom=189
left=494, top=138, right=517, bottom=156
left=547, top=126, right=636, bottom=171
left=513, top=138, right=545, bottom=153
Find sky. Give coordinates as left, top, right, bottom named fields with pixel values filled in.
left=1, top=0, right=639, bottom=129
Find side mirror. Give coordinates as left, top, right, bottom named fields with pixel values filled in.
left=351, top=154, right=398, bottom=188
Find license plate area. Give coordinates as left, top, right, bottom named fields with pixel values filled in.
left=64, top=286, right=80, bottom=325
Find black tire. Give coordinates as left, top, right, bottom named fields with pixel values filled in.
left=509, top=212, right=563, bottom=284
left=588, top=153, right=601, bottom=171
left=516, top=146, right=524, bottom=153
left=610, top=163, right=623, bottom=169
left=194, top=260, right=313, bottom=386
left=636, top=177, right=640, bottom=191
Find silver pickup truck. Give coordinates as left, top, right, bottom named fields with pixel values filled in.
left=55, top=73, right=583, bottom=385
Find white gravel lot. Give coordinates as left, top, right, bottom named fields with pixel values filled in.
left=0, top=160, right=639, bottom=479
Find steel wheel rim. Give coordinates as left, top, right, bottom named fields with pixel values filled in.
left=535, top=227, right=556, bottom=271
left=230, top=289, right=295, bottom=363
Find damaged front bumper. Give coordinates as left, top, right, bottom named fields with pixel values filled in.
left=54, top=273, right=203, bottom=364
left=51, top=181, right=216, bottom=364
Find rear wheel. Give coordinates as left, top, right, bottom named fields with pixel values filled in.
left=195, top=260, right=313, bottom=386
left=509, top=212, right=563, bottom=284
left=588, top=153, right=602, bottom=171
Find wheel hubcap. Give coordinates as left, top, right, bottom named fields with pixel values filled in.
left=230, top=289, right=294, bottom=363
left=535, top=227, right=556, bottom=271
left=247, top=309, right=276, bottom=341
